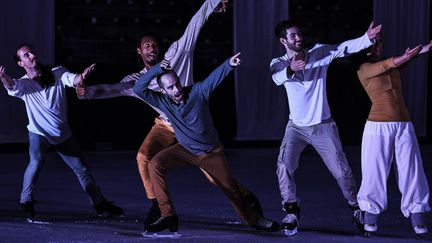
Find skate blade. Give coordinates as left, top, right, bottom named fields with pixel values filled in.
left=283, top=228, right=298, bottom=236
left=141, top=232, right=181, bottom=238
left=415, top=233, right=428, bottom=239
left=26, top=218, right=50, bottom=224
left=97, top=213, right=126, bottom=218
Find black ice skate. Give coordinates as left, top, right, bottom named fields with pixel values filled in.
left=250, top=216, right=280, bottom=232
left=20, top=201, right=35, bottom=220
left=350, top=204, right=365, bottom=233
left=94, top=200, right=124, bottom=217
left=144, top=199, right=161, bottom=227
left=244, top=192, right=264, bottom=217
left=142, top=215, right=181, bottom=238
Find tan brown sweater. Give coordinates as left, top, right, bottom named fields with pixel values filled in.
left=357, top=57, right=411, bottom=122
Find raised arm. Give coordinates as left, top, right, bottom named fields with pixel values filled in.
left=329, top=21, right=381, bottom=59
left=164, top=0, right=222, bottom=61
left=164, top=0, right=224, bottom=87
left=0, top=66, right=15, bottom=89
left=196, top=52, right=239, bottom=98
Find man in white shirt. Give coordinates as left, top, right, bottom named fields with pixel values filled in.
left=0, top=44, right=124, bottom=221
left=270, top=20, right=381, bottom=236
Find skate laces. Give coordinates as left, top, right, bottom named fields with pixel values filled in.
left=151, top=216, right=165, bottom=225
left=283, top=213, right=298, bottom=224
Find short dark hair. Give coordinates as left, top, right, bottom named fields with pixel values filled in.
left=13, top=43, right=33, bottom=63
left=274, top=20, right=298, bottom=39
left=137, top=32, right=160, bottom=48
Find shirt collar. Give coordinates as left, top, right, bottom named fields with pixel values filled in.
left=286, top=49, right=307, bottom=61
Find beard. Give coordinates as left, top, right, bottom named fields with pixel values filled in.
left=288, top=42, right=303, bottom=52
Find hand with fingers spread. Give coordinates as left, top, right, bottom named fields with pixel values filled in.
left=229, top=52, right=241, bottom=67
left=74, top=63, right=96, bottom=98
left=403, top=45, right=422, bottom=59
left=0, top=65, right=15, bottom=89
left=74, top=63, right=96, bottom=87
left=394, top=45, right=422, bottom=66
left=366, top=21, right=382, bottom=40
left=81, top=63, right=96, bottom=79
left=214, top=0, right=229, bottom=13
left=419, top=40, right=432, bottom=54
left=0, top=65, right=6, bottom=78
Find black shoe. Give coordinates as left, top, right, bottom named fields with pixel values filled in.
left=144, top=215, right=179, bottom=233
left=250, top=216, right=280, bottom=232
left=144, top=199, right=161, bottom=227
left=20, top=201, right=35, bottom=219
left=282, top=202, right=300, bottom=236
left=244, top=192, right=263, bottom=217
left=350, top=204, right=365, bottom=233
left=94, top=200, right=124, bottom=217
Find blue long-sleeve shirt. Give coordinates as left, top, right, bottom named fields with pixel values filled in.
left=133, top=60, right=233, bottom=154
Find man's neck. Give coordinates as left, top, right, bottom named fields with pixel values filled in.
left=286, top=48, right=303, bottom=60
left=26, top=67, right=42, bottom=80
left=144, top=62, right=157, bottom=70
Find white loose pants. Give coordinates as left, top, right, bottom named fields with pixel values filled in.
left=357, top=121, right=430, bottom=217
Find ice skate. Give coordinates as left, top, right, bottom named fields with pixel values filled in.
left=281, top=202, right=300, bottom=236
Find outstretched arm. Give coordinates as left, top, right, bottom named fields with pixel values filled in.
left=197, top=52, right=239, bottom=98
left=0, top=66, right=15, bottom=89
left=357, top=42, right=429, bottom=80
left=357, top=58, right=397, bottom=80
left=76, top=81, right=136, bottom=99
left=329, top=21, right=381, bottom=60
left=393, top=45, right=422, bottom=67
left=76, top=72, right=140, bottom=99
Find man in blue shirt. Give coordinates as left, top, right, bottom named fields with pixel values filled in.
left=133, top=53, right=280, bottom=234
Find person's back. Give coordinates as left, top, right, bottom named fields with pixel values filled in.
left=357, top=57, right=410, bottom=122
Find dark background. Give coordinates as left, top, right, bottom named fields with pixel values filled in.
left=2, top=0, right=431, bottom=151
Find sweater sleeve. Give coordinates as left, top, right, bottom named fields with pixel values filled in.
left=195, top=59, right=233, bottom=99
left=357, top=58, right=396, bottom=81
left=133, top=63, right=165, bottom=107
